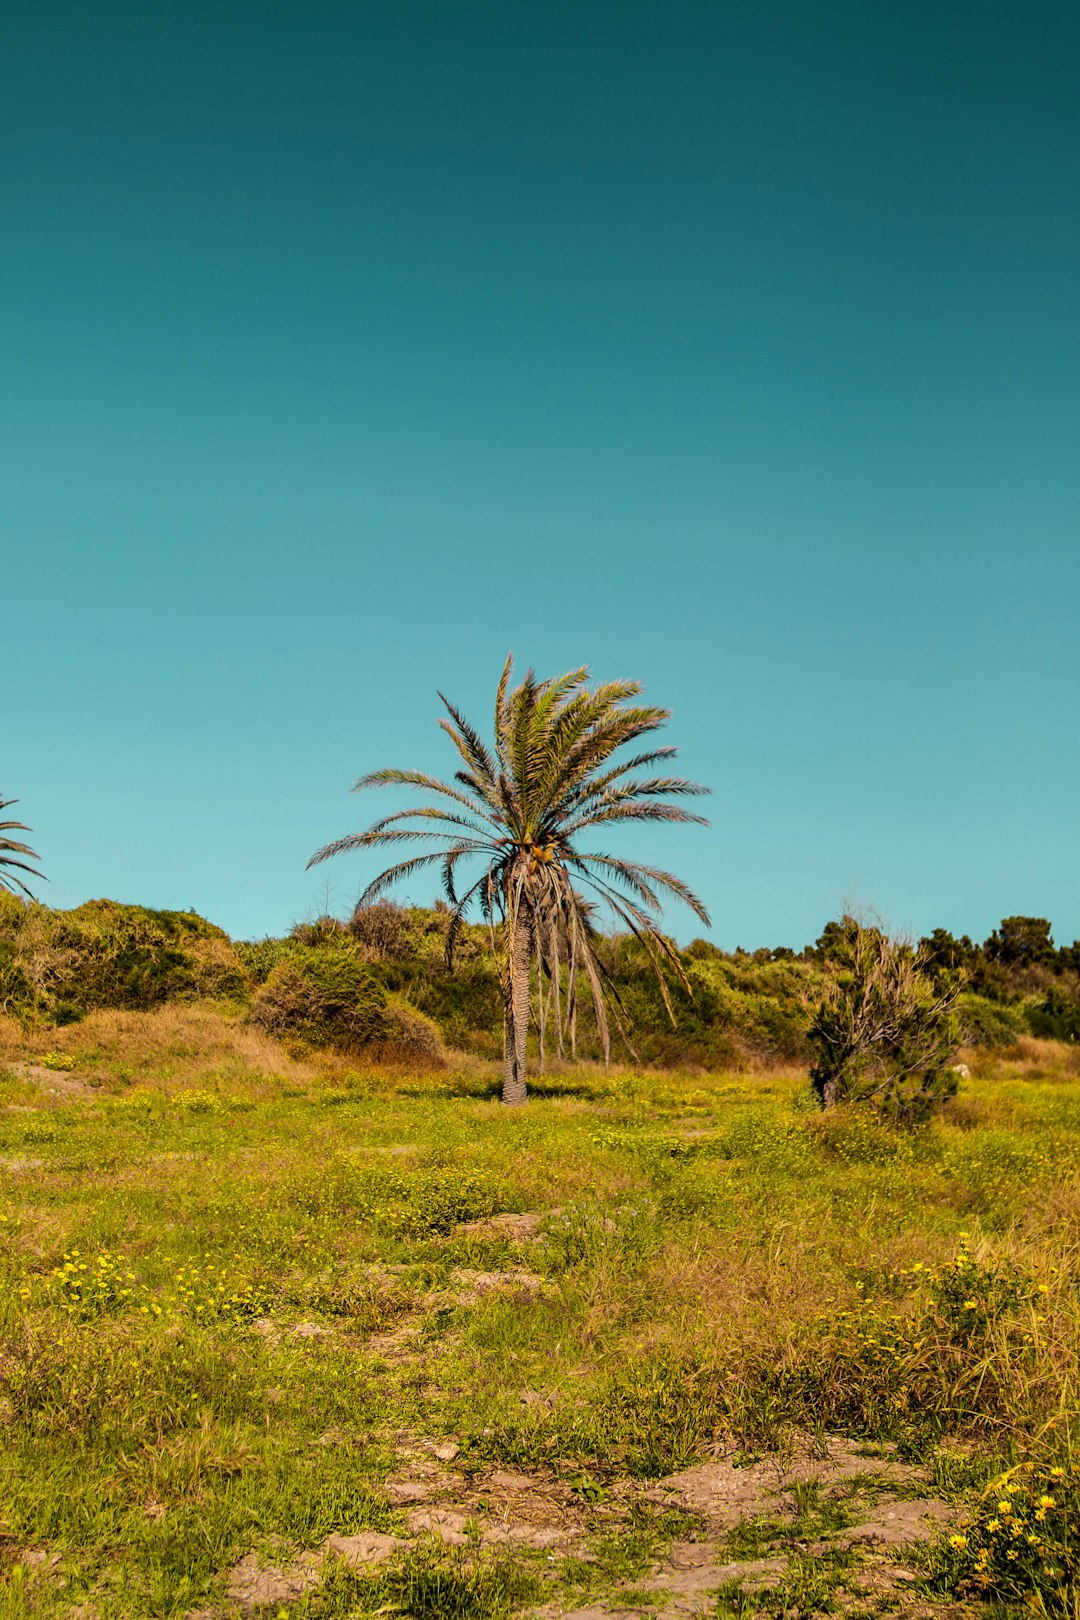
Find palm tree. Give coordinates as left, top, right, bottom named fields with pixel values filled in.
left=308, top=658, right=710, bottom=1104
left=0, top=793, right=45, bottom=900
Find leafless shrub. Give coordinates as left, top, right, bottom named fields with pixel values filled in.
left=347, top=901, right=412, bottom=960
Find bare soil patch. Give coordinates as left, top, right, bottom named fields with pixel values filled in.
left=8, top=1062, right=94, bottom=1100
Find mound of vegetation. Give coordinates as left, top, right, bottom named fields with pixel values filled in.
left=249, top=944, right=443, bottom=1060
left=0, top=894, right=247, bottom=1025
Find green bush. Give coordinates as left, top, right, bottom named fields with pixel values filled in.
left=248, top=947, right=444, bottom=1058
left=233, top=935, right=304, bottom=984
left=381, top=995, right=446, bottom=1060
left=406, top=960, right=502, bottom=1057
left=1027, top=987, right=1080, bottom=1042
left=249, top=948, right=388, bottom=1049
left=956, top=993, right=1028, bottom=1047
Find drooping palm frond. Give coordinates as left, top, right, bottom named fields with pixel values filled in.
left=0, top=794, right=45, bottom=900
left=309, top=655, right=710, bottom=1095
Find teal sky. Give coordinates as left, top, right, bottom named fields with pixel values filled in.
left=4, top=2, right=1078, bottom=948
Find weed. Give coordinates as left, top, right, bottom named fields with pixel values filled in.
left=944, top=1458, right=1080, bottom=1614
left=295, top=1545, right=543, bottom=1618
left=37, top=1049, right=76, bottom=1071
left=171, top=1260, right=268, bottom=1323
left=929, top=1234, right=1038, bottom=1341
left=48, top=1248, right=141, bottom=1318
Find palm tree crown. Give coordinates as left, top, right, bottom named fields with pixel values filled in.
left=309, top=657, right=710, bottom=1101
left=0, top=793, right=45, bottom=900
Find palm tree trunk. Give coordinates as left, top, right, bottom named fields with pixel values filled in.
left=502, top=907, right=532, bottom=1106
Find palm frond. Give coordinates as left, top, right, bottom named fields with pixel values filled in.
left=568, top=870, right=690, bottom=1017
left=563, top=801, right=710, bottom=837
left=568, top=852, right=662, bottom=911
left=0, top=796, right=45, bottom=899
left=309, top=827, right=488, bottom=866
left=553, top=746, right=680, bottom=813
left=573, top=853, right=711, bottom=925
left=355, top=850, right=474, bottom=907
left=445, top=870, right=491, bottom=967
left=438, top=694, right=499, bottom=794
left=351, top=768, right=490, bottom=818
left=541, top=705, right=671, bottom=808
left=566, top=773, right=710, bottom=818
left=364, top=805, right=501, bottom=842
left=493, top=652, right=515, bottom=772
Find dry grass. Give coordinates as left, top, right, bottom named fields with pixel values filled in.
left=964, top=1036, right=1080, bottom=1082
left=0, top=1003, right=315, bottom=1093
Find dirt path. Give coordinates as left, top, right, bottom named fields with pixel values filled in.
left=213, top=1434, right=962, bottom=1618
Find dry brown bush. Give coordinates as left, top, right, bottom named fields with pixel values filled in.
left=348, top=901, right=413, bottom=960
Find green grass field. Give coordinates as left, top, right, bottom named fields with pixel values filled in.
left=1, top=1009, right=1078, bottom=1619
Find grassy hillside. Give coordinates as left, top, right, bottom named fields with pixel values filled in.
left=0, top=1014, right=1077, bottom=1617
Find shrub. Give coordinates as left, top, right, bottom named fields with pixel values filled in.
left=957, top=993, right=1028, bottom=1047
left=406, top=961, right=502, bottom=1059
left=348, top=900, right=414, bottom=960
left=249, top=949, right=387, bottom=1049
left=1028, top=987, right=1080, bottom=1042
left=808, top=915, right=962, bottom=1122
left=248, top=948, right=444, bottom=1058
left=288, top=914, right=350, bottom=948
left=233, top=935, right=301, bottom=984
left=381, top=996, right=445, bottom=1061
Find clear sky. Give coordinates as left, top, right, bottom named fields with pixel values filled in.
left=4, top=1, right=1078, bottom=948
